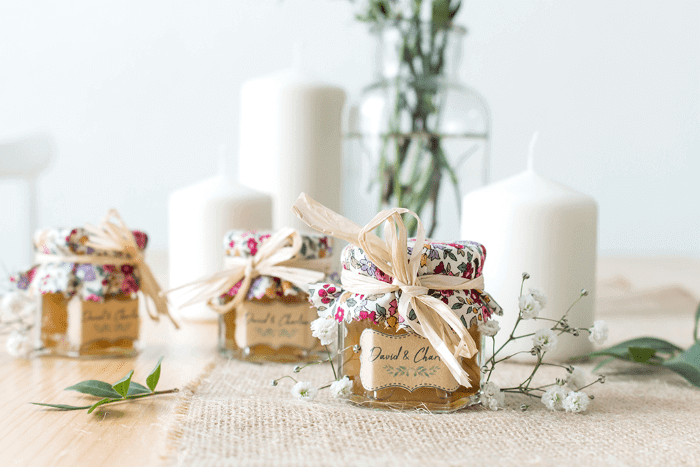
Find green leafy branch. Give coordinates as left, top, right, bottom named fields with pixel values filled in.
left=577, top=302, right=700, bottom=388
left=31, top=357, right=178, bottom=413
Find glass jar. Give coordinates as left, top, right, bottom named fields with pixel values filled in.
left=345, top=21, right=490, bottom=239
left=308, top=238, right=501, bottom=412
left=341, top=319, right=482, bottom=412
left=215, top=230, right=333, bottom=363
left=29, top=227, right=148, bottom=357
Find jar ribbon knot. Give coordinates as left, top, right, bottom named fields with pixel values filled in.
left=167, top=227, right=330, bottom=314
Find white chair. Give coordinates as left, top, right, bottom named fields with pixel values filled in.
left=0, top=134, right=53, bottom=268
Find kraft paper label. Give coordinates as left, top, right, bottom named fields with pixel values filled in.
left=359, top=329, right=460, bottom=392
left=235, top=300, right=316, bottom=350
left=69, top=297, right=140, bottom=346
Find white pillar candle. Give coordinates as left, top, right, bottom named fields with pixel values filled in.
left=238, top=68, right=346, bottom=232
left=461, top=136, right=597, bottom=361
left=168, top=147, right=272, bottom=322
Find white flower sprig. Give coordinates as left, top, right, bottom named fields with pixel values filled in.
left=271, top=324, right=356, bottom=401
left=481, top=273, right=607, bottom=413
left=1, top=275, right=37, bottom=359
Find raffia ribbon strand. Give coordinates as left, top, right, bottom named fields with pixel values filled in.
left=166, top=227, right=330, bottom=315
left=35, top=209, right=179, bottom=328
left=292, top=192, right=482, bottom=388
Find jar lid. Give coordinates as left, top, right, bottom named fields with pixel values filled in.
left=214, top=230, right=333, bottom=305
left=308, top=238, right=501, bottom=330
left=20, top=227, right=148, bottom=302
left=341, top=239, right=485, bottom=282
left=223, top=230, right=332, bottom=260
left=33, top=227, right=148, bottom=256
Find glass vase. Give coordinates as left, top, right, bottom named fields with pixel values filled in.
left=347, top=21, right=490, bottom=238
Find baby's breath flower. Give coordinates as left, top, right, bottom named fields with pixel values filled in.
left=588, top=320, right=609, bottom=345
left=528, top=288, right=547, bottom=309
left=6, top=330, right=32, bottom=359
left=481, top=381, right=504, bottom=411
left=0, top=289, right=35, bottom=320
left=522, top=272, right=530, bottom=280
left=293, top=366, right=302, bottom=373
left=478, top=319, right=500, bottom=337
left=310, top=317, right=339, bottom=346
left=330, top=376, right=353, bottom=398
left=291, top=381, right=317, bottom=402
left=541, top=386, right=567, bottom=411
left=270, top=379, right=278, bottom=387
left=352, top=344, right=361, bottom=353
left=562, top=391, right=590, bottom=413
left=565, top=367, right=587, bottom=391
left=518, top=294, right=542, bottom=320
left=532, top=328, right=558, bottom=353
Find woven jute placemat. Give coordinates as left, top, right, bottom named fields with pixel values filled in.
left=162, top=354, right=700, bottom=467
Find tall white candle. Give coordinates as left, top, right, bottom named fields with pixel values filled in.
left=461, top=136, right=597, bottom=360
left=238, top=68, right=346, bottom=232
left=168, top=147, right=272, bottom=322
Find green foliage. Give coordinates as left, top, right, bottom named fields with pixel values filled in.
left=111, top=370, right=134, bottom=398
left=694, top=302, right=700, bottom=342
left=146, top=356, right=164, bottom=392
left=583, top=335, right=700, bottom=388
left=662, top=343, right=700, bottom=388
left=31, top=357, right=178, bottom=414
left=65, top=380, right=122, bottom=398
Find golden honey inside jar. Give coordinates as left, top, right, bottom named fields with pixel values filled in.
left=309, top=239, right=502, bottom=412
left=214, top=230, right=333, bottom=363
left=24, top=227, right=148, bottom=357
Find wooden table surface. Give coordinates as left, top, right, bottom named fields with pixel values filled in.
left=1, top=255, right=699, bottom=467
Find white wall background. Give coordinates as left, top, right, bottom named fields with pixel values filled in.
left=0, top=0, right=698, bottom=271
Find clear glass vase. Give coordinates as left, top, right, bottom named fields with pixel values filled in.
left=347, top=21, right=490, bottom=238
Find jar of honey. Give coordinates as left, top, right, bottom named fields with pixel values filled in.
left=27, top=226, right=150, bottom=357
left=213, top=230, right=333, bottom=363
left=308, top=239, right=502, bottom=412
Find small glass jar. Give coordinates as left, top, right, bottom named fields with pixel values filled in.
left=215, top=230, right=333, bottom=363
left=309, top=239, right=501, bottom=412
left=28, top=227, right=148, bottom=358
left=340, top=320, right=482, bottom=412
left=37, top=292, right=140, bottom=357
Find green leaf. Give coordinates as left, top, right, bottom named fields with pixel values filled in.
left=31, top=403, right=92, bottom=411
left=662, top=342, right=700, bottom=388
left=112, top=370, right=134, bottom=398
left=128, top=382, right=152, bottom=396
left=87, top=398, right=113, bottom=414
left=593, top=356, right=616, bottom=372
left=65, top=380, right=121, bottom=398
left=375, top=304, right=387, bottom=317
left=628, top=347, right=657, bottom=363
left=146, top=356, right=164, bottom=392
left=694, top=301, right=700, bottom=342
left=584, top=337, right=682, bottom=360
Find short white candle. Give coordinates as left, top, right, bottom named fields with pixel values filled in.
left=168, top=147, right=272, bottom=322
left=461, top=134, right=597, bottom=361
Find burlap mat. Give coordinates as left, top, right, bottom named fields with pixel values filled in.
left=162, top=354, right=700, bottom=467
left=162, top=273, right=700, bottom=467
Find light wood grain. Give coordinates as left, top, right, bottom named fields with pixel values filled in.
left=1, top=255, right=698, bottom=467
left=0, top=318, right=217, bottom=467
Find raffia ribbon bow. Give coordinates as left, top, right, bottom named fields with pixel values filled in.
left=292, top=193, right=484, bottom=388
left=168, top=227, right=330, bottom=314
left=35, top=209, right=178, bottom=328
